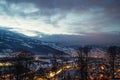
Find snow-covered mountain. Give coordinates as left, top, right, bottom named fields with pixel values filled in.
left=89, top=48, right=107, bottom=59
left=0, top=28, right=109, bottom=59
left=41, top=42, right=76, bottom=54
left=70, top=47, right=108, bottom=59
left=0, top=28, right=67, bottom=55
left=41, top=41, right=108, bottom=59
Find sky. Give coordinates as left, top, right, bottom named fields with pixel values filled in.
left=0, top=0, right=120, bottom=45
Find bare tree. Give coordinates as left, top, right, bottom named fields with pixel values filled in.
left=107, top=46, right=118, bottom=79
left=77, top=47, right=85, bottom=80
left=83, top=46, right=91, bottom=80
left=14, top=50, right=34, bottom=80
left=77, top=46, right=91, bottom=80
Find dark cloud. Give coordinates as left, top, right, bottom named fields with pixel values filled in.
left=8, top=0, right=82, bottom=10
left=6, top=0, right=120, bottom=23
left=7, top=0, right=120, bottom=11
left=4, top=0, right=120, bottom=28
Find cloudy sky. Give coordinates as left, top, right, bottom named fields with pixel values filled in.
left=0, top=0, right=120, bottom=45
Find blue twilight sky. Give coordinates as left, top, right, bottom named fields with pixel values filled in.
left=0, top=0, right=120, bottom=45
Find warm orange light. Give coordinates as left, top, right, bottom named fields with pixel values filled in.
left=100, top=74, right=103, bottom=78
left=116, top=69, right=120, bottom=72
left=100, top=65, right=104, bottom=70
left=89, top=75, right=94, bottom=80
left=56, top=69, right=62, bottom=74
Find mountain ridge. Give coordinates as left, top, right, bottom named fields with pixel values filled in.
left=0, top=28, right=67, bottom=55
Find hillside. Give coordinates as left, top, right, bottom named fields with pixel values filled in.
left=0, top=28, right=66, bottom=55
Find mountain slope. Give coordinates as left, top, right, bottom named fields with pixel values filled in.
left=0, top=28, right=66, bottom=55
